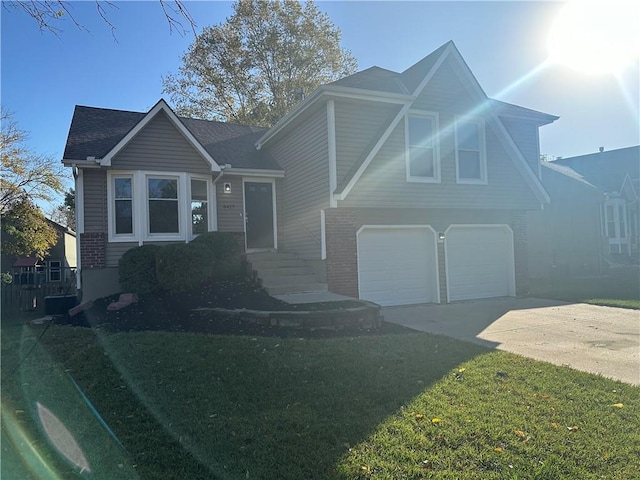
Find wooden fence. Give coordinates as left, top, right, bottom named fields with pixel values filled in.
left=2, top=281, right=77, bottom=314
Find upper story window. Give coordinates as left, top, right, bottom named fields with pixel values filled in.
left=406, top=112, right=440, bottom=183
left=147, top=177, right=180, bottom=235
left=455, top=116, right=487, bottom=184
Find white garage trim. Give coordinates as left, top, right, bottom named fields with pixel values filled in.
left=356, top=225, right=440, bottom=306
left=444, top=224, right=515, bottom=303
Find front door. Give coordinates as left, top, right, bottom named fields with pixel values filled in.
left=244, top=182, right=274, bottom=249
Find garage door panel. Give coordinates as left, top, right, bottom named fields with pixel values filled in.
left=446, top=226, right=514, bottom=302
left=358, top=227, right=438, bottom=306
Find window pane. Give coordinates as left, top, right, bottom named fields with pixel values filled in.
left=191, top=179, right=208, bottom=201
left=409, top=117, right=433, bottom=147
left=457, top=122, right=479, bottom=150
left=148, top=178, right=177, bottom=199
left=192, top=201, right=208, bottom=234
left=115, top=178, right=132, bottom=199
left=458, top=150, right=481, bottom=179
left=409, top=147, right=434, bottom=177
left=149, top=200, right=179, bottom=233
left=115, top=199, right=133, bottom=234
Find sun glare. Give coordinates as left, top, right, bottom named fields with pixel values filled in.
left=547, top=0, right=640, bottom=75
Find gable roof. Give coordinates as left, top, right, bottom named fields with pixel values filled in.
left=63, top=100, right=281, bottom=172
left=327, top=41, right=552, bottom=203
left=552, top=145, right=640, bottom=192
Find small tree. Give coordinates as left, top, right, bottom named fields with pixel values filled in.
left=163, top=0, right=357, bottom=126
left=1, top=196, right=58, bottom=259
left=50, top=188, right=75, bottom=229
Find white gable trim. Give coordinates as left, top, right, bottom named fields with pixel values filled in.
left=327, top=100, right=338, bottom=208
left=99, top=99, right=221, bottom=172
left=335, top=44, right=452, bottom=201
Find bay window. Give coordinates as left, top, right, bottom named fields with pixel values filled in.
left=147, top=177, right=179, bottom=235
left=190, top=178, right=208, bottom=236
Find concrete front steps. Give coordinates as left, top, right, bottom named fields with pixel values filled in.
left=246, top=251, right=328, bottom=295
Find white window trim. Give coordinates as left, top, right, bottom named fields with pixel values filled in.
left=48, top=260, right=62, bottom=283
left=405, top=111, right=441, bottom=184
left=108, top=171, right=219, bottom=244
left=454, top=115, right=487, bottom=185
left=107, top=171, right=137, bottom=243
left=188, top=174, right=214, bottom=240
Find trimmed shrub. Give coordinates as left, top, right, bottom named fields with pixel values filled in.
left=119, top=245, right=162, bottom=295
left=191, top=232, right=243, bottom=279
left=155, top=242, right=212, bottom=293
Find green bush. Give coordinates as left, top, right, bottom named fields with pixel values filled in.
left=191, top=232, right=243, bottom=279
left=119, top=245, right=162, bottom=295
left=155, top=242, right=213, bottom=293
left=1, top=272, right=13, bottom=285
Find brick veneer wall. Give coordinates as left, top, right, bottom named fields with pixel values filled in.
left=510, top=211, right=529, bottom=295
left=324, top=209, right=359, bottom=297
left=80, top=232, right=105, bottom=269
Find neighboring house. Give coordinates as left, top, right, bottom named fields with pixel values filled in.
left=527, top=162, right=604, bottom=278
left=553, top=146, right=640, bottom=262
left=62, top=41, right=559, bottom=306
left=1, top=219, right=77, bottom=286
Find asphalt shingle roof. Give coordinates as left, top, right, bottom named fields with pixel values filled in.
left=63, top=106, right=281, bottom=171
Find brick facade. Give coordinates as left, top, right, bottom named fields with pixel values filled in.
left=510, top=210, right=530, bottom=295
left=80, top=232, right=105, bottom=269
left=324, top=209, right=359, bottom=297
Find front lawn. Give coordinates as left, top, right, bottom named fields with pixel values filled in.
left=529, top=267, right=640, bottom=309
left=2, top=321, right=638, bottom=479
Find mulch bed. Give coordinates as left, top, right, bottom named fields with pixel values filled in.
left=62, top=279, right=412, bottom=338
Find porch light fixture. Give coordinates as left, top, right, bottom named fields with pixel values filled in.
left=438, top=232, right=445, bottom=242
left=223, top=182, right=232, bottom=193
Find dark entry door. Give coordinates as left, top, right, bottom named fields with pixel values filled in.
left=244, top=182, right=274, bottom=249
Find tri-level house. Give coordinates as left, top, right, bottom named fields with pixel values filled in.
left=62, top=41, right=558, bottom=305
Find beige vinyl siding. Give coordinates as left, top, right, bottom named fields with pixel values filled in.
left=268, top=107, right=329, bottom=259
left=216, top=177, right=245, bottom=233
left=83, top=169, right=107, bottom=233
left=334, top=101, right=400, bottom=187
left=111, top=111, right=211, bottom=174
left=64, top=232, right=77, bottom=268
left=500, top=117, right=540, bottom=175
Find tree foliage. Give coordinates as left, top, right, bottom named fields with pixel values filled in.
left=1, top=110, right=66, bottom=212
left=50, top=188, right=75, bottom=229
left=1, top=196, right=58, bottom=259
left=163, top=0, right=357, bottom=126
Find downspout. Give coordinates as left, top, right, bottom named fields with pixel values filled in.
left=72, top=165, right=82, bottom=295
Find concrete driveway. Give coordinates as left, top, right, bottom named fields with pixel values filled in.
left=383, top=297, right=640, bottom=385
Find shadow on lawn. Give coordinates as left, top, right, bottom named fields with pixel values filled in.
left=6, top=300, right=490, bottom=480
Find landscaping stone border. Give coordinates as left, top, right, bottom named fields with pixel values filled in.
left=192, top=301, right=382, bottom=331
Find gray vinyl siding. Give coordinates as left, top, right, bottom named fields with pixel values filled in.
left=501, top=117, right=540, bottom=176
left=339, top=56, right=540, bottom=211
left=83, top=169, right=107, bottom=233
left=335, top=101, right=399, bottom=187
left=111, top=111, right=211, bottom=174
left=216, top=176, right=245, bottom=233
left=105, top=242, right=137, bottom=268
left=268, top=107, right=329, bottom=259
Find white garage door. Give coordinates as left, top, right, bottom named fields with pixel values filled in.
left=445, top=225, right=515, bottom=302
left=357, top=227, right=438, bottom=306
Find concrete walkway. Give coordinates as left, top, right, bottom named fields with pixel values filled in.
left=383, top=297, right=640, bottom=386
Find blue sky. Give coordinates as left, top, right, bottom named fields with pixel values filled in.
left=2, top=1, right=639, bottom=207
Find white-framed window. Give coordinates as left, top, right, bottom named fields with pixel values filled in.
left=112, top=174, right=135, bottom=238
left=146, top=175, right=181, bottom=237
left=48, top=260, right=62, bottom=282
left=406, top=112, right=440, bottom=183
left=455, top=116, right=487, bottom=184
left=190, top=177, right=209, bottom=237
left=108, top=171, right=215, bottom=243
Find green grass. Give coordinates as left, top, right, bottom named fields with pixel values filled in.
left=529, top=268, right=640, bottom=309
left=2, top=321, right=639, bottom=479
